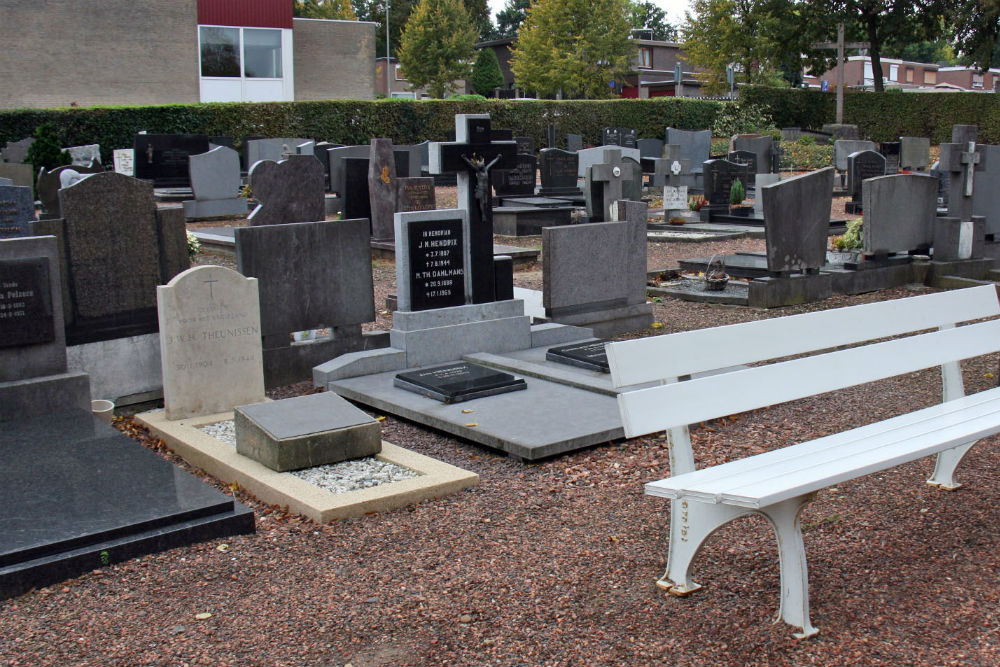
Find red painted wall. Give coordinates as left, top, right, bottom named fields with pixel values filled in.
left=198, top=0, right=292, bottom=28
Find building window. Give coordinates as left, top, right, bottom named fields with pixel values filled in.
left=924, top=70, right=936, bottom=84
left=244, top=29, right=283, bottom=78
left=889, top=64, right=898, bottom=82
left=200, top=27, right=240, bottom=77
left=906, top=68, right=914, bottom=83
left=637, top=47, right=652, bottom=69
left=395, top=64, right=406, bottom=81
left=973, top=73, right=984, bottom=89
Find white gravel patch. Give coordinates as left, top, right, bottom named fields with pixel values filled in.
left=197, top=420, right=419, bottom=494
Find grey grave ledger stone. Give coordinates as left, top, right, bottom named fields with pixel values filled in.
left=514, top=137, right=535, bottom=155
left=861, top=173, right=937, bottom=255
left=183, top=146, right=247, bottom=219
left=65, top=144, right=101, bottom=166
left=702, top=159, right=751, bottom=210
left=566, top=134, right=584, bottom=152
left=880, top=141, right=901, bottom=174
left=586, top=148, right=638, bottom=221
left=2, top=138, right=34, bottom=164
left=133, top=134, right=210, bottom=188
left=41, top=172, right=189, bottom=344
left=732, top=135, right=775, bottom=174
left=368, top=138, right=398, bottom=240
left=113, top=148, right=135, bottom=176
left=0, top=184, right=35, bottom=238
left=665, top=128, right=711, bottom=173
left=157, top=265, right=265, bottom=420
left=247, top=155, right=326, bottom=226
left=846, top=150, right=887, bottom=214
left=537, top=148, right=581, bottom=196
left=899, top=137, right=930, bottom=171
left=937, top=140, right=986, bottom=224
left=245, top=138, right=313, bottom=167
left=36, top=164, right=104, bottom=220
left=637, top=138, right=664, bottom=159
left=429, top=114, right=517, bottom=304
left=494, top=154, right=537, bottom=197
left=394, top=208, right=470, bottom=312
left=395, top=177, right=436, bottom=212
left=235, top=218, right=374, bottom=387
left=542, top=200, right=652, bottom=336
left=761, top=167, right=834, bottom=273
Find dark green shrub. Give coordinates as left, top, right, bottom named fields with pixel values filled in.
left=470, top=49, right=505, bottom=97
left=25, top=122, right=71, bottom=174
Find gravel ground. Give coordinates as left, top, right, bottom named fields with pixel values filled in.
left=5, top=189, right=1000, bottom=666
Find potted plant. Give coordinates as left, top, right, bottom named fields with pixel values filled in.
left=689, top=194, right=711, bottom=222
left=829, top=218, right=863, bottom=263
left=728, top=178, right=750, bottom=216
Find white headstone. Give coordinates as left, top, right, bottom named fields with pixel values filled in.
left=157, top=265, right=265, bottom=420
left=663, top=185, right=688, bottom=210
left=113, top=149, right=135, bottom=176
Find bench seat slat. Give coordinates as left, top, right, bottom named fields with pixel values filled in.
left=619, top=318, right=1000, bottom=439
left=645, top=386, right=1000, bottom=508
left=608, top=285, right=1000, bottom=388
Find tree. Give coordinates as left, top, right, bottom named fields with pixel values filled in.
left=397, top=0, right=478, bottom=97
left=463, top=0, right=494, bottom=40
left=882, top=39, right=956, bottom=65
left=470, top=47, right=506, bottom=95
left=293, top=0, right=357, bottom=19
left=353, top=0, right=417, bottom=57
left=627, top=1, right=677, bottom=41
left=494, top=0, right=530, bottom=38
left=682, top=0, right=805, bottom=95
left=511, top=0, right=633, bottom=99
left=950, top=0, right=1000, bottom=70
left=25, top=123, right=71, bottom=178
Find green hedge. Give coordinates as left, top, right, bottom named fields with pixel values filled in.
left=0, top=98, right=722, bottom=162
left=741, top=85, right=1000, bottom=143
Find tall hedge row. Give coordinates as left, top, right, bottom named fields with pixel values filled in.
left=0, top=98, right=721, bottom=163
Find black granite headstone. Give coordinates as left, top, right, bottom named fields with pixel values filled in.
left=405, top=217, right=466, bottom=311
left=342, top=157, right=372, bottom=222
left=703, top=159, right=751, bottom=209
left=880, top=141, right=901, bottom=174
left=494, top=154, right=537, bottom=196
left=546, top=340, right=609, bottom=372
left=539, top=149, right=580, bottom=193
left=133, top=134, right=210, bottom=188
left=728, top=150, right=758, bottom=175
left=515, top=137, right=535, bottom=155
left=0, top=257, right=55, bottom=347
left=847, top=150, right=887, bottom=213
left=394, top=361, right=527, bottom=403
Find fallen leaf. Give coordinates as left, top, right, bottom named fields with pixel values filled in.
left=461, top=409, right=474, bottom=414
left=376, top=416, right=386, bottom=422
left=465, top=423, right=478, bottom=427
left=216, top=544, right=229, bottom=553
left=195, top=612, right=212, bottom=620
left=651, top=322, right=663, bottom=329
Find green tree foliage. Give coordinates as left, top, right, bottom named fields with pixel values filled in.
left=470, top=48, right=506, bottom=95
left=25, top=122, right=71, bottom=178
left=951, top=0, right=1000, bottom=70
left=511, top=0, right=633, bottom=99
left=463, top=0, right=494, bottom=40
left=628, top=1, right=677, bottom=41
left=494, top=0, right=530, bottom=38
left=682, top=0, right=806, bottom=95
left=293, top=0, right=357, bottom=19
left=353, top=0, right=417, bottom=57
left=882, top=39, right=956, bottom=65
left=397, top=0, right=478, bottom=98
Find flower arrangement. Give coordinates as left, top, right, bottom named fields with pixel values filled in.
left=688, top=194, right=708, bottom=211
left=186, top=231, right=201, bottom=259
left=831, top=218, right=863, bottom=251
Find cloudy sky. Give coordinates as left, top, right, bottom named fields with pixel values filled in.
left=486, top=0, right=691, bottom=26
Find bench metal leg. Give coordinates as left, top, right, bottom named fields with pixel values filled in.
left=927, top=440, right=977, bottom=490
left=759, top=494, right=819, bottom=639
left=657, top=499, right=751, bottom=596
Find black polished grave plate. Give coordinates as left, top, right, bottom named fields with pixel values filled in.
left=394, top=362, right=527, bottom=403
left=0, top=411, right=254, bottom=599
left=546, top=340, right=610, bottom=373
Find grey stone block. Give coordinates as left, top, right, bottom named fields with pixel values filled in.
left=493, top=206, right=574, bottom=236
left=391, top=315, right=532, bottom=367
left=393, top=299, right=524, bottom=331
left=66, top=333, right=162, bottom=404
left=748, top=273, right=833, bottom=308
left=529, top=323, right=595, bottom=348
left=235, top=392, right=381, bottom=472
left=313, top=347, right=407, bottom=385
left=182, top=198, right=248, bottom=219
left=0, top=372, right=91, bottom=422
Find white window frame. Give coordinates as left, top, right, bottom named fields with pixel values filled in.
left=198, top=25, right=294, bottom=103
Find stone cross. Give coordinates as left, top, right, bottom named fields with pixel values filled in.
left=961, top=142, right=981, bottom=196
left=646, top=157, right=691, bottom=188
left=589, top=148, right=636, bottom=221
left=429, top=114, right=517, bottom=304
left=939, top=141, right=987, bottom=221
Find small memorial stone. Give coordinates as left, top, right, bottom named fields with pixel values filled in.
left=395, top=177, right=436, bottom=212
left=394, top=361, right=527, bottom=403
left=113, top=149, right=135, bottom=176
left=0, top=256, right=55, bottom=347
left=546, top=340, right=609, bottom=372
left=0, top=185, right=35, bottom=238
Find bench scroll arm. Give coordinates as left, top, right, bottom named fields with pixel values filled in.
left=928, top=324, right=976, bottom=489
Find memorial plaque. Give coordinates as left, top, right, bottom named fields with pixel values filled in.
left=406, top=217, right=466, bottom=311
left=394, top=361, right=527, bottom=403
left=395, top=177, right=436, bottom=212
left=663, top=185, right=688, bottom=210
left=494, top=154, right=537, bottom=196
left=546, top=340, right=609, bottom=372
left=0, top=185, right=34, bottom=238
left=113, top=149, right=135, bottom=176
left=0, top=257, right=55, bottom=347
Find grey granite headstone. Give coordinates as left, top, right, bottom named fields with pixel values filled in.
left=823, top=124, right=859, bottom=140
left=637, top=138, right=664, bottom=159
left=622, top=157, right=643, bottom=203
left=861, top=173, right=937, bottom=254
left=157, top=265, right=265, bottom=420
left=0, top=185, right=35, bottom=238
left=395, top=177, right=436, bottom=212
left=847, top=150, right=887, bottom=211
left=952, top=125, right=978, bottom=145
left=972, top=144, right=1000, bottom=237
left=833, top=139, right=878, bottom=172
left=326, top=145, right=371, bottom=193
left=37, top=164, right=104, bottom=220
left=577, top=145, right=639, bottom=178
left=65, top=144, right=101, bottom=166
left=939, top=141, right=986, bottom=223
left=183, top=146, right=247, bottom=219
left=566, top=134, right=583, bottom=152
left=368, top=138, right=398, bottom=240
left=585, top=149, right=638, bottom=221
left=245, top=138, right=313, bottom=168
left=732, top=135, right=775, bottom=174
left=665, top=128, right=711, bottom=173
left=49, top=172, right=188, bottom=344
left=761, top=167, right=834, bottom=273
left=394, top=208, right=470, bottom=312
left=247, top=155, right=325, bottom=226
left=296, top=141, right=315, bottom=156
left=753, top=174, right=780, bottom=216
left=2, top=138, right=34, bottom=164
left=899, top=137, right=930, bottom=171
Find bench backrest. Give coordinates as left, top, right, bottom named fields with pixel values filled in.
left=607, top=286, right=1000, bottom=468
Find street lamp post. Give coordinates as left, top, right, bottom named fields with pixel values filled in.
left=385, top=0, right=391, bottom=97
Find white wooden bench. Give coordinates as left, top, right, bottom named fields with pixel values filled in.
left=606, top=285, right=1000, bottom=638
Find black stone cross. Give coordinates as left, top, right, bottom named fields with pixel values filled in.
left=429, top=115, right=517, bottom=304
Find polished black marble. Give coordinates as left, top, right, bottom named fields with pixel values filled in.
left=394, top=362, right=526, bottom=403
left=0, top=410, right=254, bottom=599
left=546, top=340, right=610, bottom=373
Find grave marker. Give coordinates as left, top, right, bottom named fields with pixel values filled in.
left=586, top=148, right=637, bottom=221
left=899, top=137, right=930, bottom=171
left=537, top=148, right=581, bottom=196
left=0, top=184, right=34, bottom=238
left=861, top=173, right=937, bottom=254
left=134, top=134, right=210, bottom=188
left=395, top=177, right=436, bottom=212
left=761, top=167, right=834, bottom=273
left=494, top=154, right=537, bottom=197
left=846, top=150, right=887, bottom=213
left=247, top=155, right=325, bottom=226
left=394, top=208, right=470, bottom=312
left=368, top=138, right=398, bottom=240
left=113, top=149, right=135, bottom=176
left=183, top=146, right=247, bottom=219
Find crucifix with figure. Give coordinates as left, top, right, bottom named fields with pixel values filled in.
left=429, top=114, right=517, bottom=304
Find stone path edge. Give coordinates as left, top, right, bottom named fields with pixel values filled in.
left=135, top=408, right=479, bottom=523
